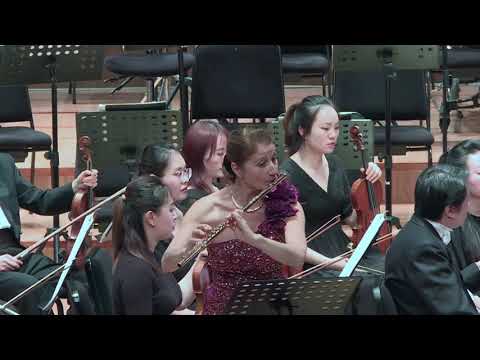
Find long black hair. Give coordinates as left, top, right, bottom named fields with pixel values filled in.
left=439, top=139, right=480, bottom=262
left=112, top=175, right=170, bottom=272
left=438, top=139, right=480, bottom=168
left=138, top=144, right=177, bottom=178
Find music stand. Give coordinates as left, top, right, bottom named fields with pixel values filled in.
left=0, top=45, right=104, bottom=262
left=340, top=213, right=386, bottom=277
left=332, top=45, right=441, bottom=229
left=224, top=277, right=361, bottom=315
left=42, top=213, right=94, bottom=313
left=120, top=45, right=190, bottom=131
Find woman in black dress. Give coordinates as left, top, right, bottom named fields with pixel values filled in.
left=280, top=95, right=384, bottom=275
left=138, top=144, right=196, bottom=279
left=177, top=120, right=228, bottom=214
left=112, top=175, right=203, bottom=315
left=439, top=140, right=480, bottom=293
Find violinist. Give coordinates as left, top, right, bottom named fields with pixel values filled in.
left=0, top=152, right=97, bottom=314
left=280, top=95, right=383, bottom=277
left=111, top=175, right=197, bottom=315
left=385, top=164, right=479, bottom=314
left=439, top=140, right=480, bottom=293
left=177, top=119, right=228, bottom=214
left=162, top=128, right=307, bottom=315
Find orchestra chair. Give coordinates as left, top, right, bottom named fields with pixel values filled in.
left=104, top=46, right=195, bottom=104
left=333, top=69, right=434, bottom=167
left=280, top=45, right=331, bottom=97
left=191, top=45, right=285, bottom=124
left=437, top=46, right=480, bottom=132
left=189, top=45, right=286, bottom=313
left=0, top=85, right=52, bottom=185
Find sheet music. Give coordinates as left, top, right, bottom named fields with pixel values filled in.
left=42, top=214, right=94, bottom=311
left=339, top=213, right=386, bottom=278
left=0, top=206, right=11, bottom=230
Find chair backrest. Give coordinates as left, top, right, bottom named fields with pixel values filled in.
left=85, top=247, right=113, bottom=315
left=191, top=45, right=285, bottom=120
left=333, top=70, right=429, bottom=121
left=280, top=45, right=330, bottom=57
left=0, top=85, right=33, bottom=123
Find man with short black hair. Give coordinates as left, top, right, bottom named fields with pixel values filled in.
left=0, top=153, right=97, bottom=315
left=385, top=164, right=478, bottom=315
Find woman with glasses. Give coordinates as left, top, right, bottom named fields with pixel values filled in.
left=162, top=128, right=307, bottom=315
left=177, top=120, right=229, bottom=214
left=138, top=144, right=203, bottom=283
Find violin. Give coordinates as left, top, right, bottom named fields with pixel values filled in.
left=192, top=253, right=210, bottom=315
left=349, top=126, right=391, bottom=254
left=66, top=136, right=94, bottom=269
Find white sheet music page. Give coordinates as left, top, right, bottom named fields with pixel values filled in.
left=0, top=206, right=11, bottom=230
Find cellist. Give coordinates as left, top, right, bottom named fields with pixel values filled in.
left=280, top=95, right=384, bottom=278
left=0, top=152, right=97, bottom=314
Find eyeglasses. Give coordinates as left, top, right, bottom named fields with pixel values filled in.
left=173, top=168, right=192, bottom=183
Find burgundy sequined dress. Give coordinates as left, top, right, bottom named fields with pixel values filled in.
left=203, top=180, right=299, bottom=315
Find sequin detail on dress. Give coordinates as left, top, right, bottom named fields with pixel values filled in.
left=203, top=179, right=299, bottom=315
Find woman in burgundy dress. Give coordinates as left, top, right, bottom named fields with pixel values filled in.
left=162, top=128, right=307, bottom=315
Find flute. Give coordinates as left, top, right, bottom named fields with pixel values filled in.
left=177, top=173, right=288, bottom=268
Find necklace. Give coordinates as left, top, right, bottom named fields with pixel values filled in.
left=231, top=192, right=264, bottom=213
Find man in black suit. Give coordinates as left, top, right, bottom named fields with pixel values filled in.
left=385, top=164, right=479, bottom=315
left=0, top=153, right=97, bottom=314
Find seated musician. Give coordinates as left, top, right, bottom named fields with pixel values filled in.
left=280, top=95, right=383, bottom=276
left=0, top=152, right=97, bottom=314
left=439, top=140, right=480, bottom=293
left=138, top=144, right=194, bottom=279
left=176, top=119, right=228, bottom=214
left=385, top=164, right=479, bottom=315
left=162, top=128, right=307, bottom=315
left=111, top=175, right=208, bottom=315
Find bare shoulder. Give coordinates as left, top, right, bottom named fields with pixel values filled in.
left=289, top=201, right=305, bottom=221
left=182, top=188, right=231, bottom=224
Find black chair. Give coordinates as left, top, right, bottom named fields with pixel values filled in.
left=85, top=247, right=113, bottom=315
left=104, top=46, right=195, bottom=104
left=280, top=45, right=331, bottom=96
left=333, top=70, right=434, bottom=166
left=439, top=46, right=480, bottom=132
left=0, top=85, right=52, bottom=185
left=191, top=45, right=285, bottom=122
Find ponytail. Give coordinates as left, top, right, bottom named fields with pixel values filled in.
left=283, top=103, right=302, bottom=156
left=282, top=95, right=337, bottom=156
left=112, top=197, right=126, bottom=267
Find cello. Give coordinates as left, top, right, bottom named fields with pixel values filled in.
left=349, top=126, right=392, bottom=254
left=65, top=136, right=95, bottom=269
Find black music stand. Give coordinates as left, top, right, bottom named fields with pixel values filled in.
left=119, top=45, right=190, bottom=132
left=440, top=45, right=450, bottom=154
left=0, top=45, right=104, bottom=262
left=224, top=277, right=361, bottom=315
left=333, top=45, right=441, bottom=229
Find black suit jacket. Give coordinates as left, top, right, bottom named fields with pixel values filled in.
left=385, top=214, right=477, bottom=315
left=0, top=153, right=74, bottom=250
left=449, top=215, right=480, bottom=293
